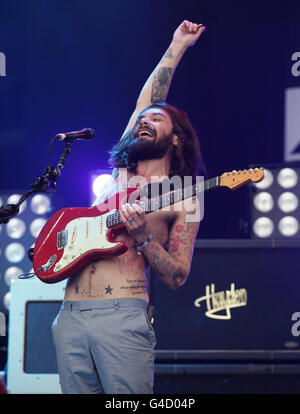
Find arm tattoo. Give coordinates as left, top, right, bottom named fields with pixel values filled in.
left=144, top=240, right=184, bottom=288
left=151, top=67, right=174, bottom=103
left=172, top=269, right=184, bottom=288
left=169, top=235, right=187, bottom=253
left=169, top=221, right=198, bottom=254
left=163, top=47, right=174, bottom=59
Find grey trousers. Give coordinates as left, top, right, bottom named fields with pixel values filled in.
left=52, top=298, right=156, bottom=394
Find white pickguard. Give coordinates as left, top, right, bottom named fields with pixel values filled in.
left=53, top=210, right=119, bottom=272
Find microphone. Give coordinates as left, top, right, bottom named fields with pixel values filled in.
left=55, top=128, right=95, bottom=142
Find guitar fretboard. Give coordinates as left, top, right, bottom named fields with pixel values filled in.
left=106, top=176, right=220, bottom=229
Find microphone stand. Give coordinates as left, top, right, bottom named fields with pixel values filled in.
left=0, top=140, right=73, bottom=225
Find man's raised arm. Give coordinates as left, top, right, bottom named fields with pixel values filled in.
left=121, top=20, right=206, bottom=139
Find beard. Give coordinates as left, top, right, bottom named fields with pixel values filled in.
left=127, top=133, right=173, bottom=164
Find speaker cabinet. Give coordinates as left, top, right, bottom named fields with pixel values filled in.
left=151, top=239, right=300, bottom=352
left=7, top=278, right=65, bottom=394
left=151, top=239, right=300, bottom=393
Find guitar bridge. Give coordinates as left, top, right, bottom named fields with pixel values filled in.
left=57, top=230, right=68, bottom=250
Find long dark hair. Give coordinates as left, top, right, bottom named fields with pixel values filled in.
left=109, top=102, right=206, bottom=181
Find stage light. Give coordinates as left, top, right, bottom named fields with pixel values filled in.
left=254, top=168, right=273, bottom=190
left=7, top=194, right=27, bottom=214
left=5, top=242, right=26, bottom=263
left=93, top=174, right=114, bottom=197
left=30, top=218, right=46, bottom=238
left=3, top=292, right=11, bottom=310
left=277, top=192, right=299, bottom=213
left=253, top=192, right=274, bottom=213
left=277, top=168, right=298, bottom=189
left=89, top=169, right=113, bottom=205
left=4, top=266, right=24, bottom=286
left=0, top=191, right=53, bottom=314
left=278, top=216, right=299, bottom=237
left=31, top=194, right=51, bottom=214
left=250, top=164, right=300, bottom=239
left=253, top=217, right=274, bottom=238
left=6, top=218, right=26, bottom=239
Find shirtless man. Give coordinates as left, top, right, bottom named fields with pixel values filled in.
left=52, top=20, right=206, bottom=394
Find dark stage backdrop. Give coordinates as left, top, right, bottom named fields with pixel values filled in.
left=1, top=0, right=300, bottom=239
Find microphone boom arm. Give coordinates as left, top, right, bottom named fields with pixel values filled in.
left=0, top=134, right=76, bottom=224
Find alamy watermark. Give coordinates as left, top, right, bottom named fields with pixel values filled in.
left=291, top=312, right=300, bottom=337
left=0, top=312, right=6, bottom=336
left=291, top=52, right=300, bottom=77
left=0, top=52, right=6, bottom=77
left=94, top=170, right=205, bottom=223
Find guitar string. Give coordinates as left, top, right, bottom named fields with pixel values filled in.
left=106, top=176, right=218, bottom=228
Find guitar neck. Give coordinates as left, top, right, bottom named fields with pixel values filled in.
left=106, top=176, right=220, bottom=229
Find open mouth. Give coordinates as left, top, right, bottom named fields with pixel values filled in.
left=137, top=128, right=155, bottom=138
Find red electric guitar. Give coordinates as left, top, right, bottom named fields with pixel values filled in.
left=33, top=168, right=264, bottom=284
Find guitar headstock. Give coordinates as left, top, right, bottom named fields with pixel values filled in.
left=220, top=168, right=264, bottom=190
